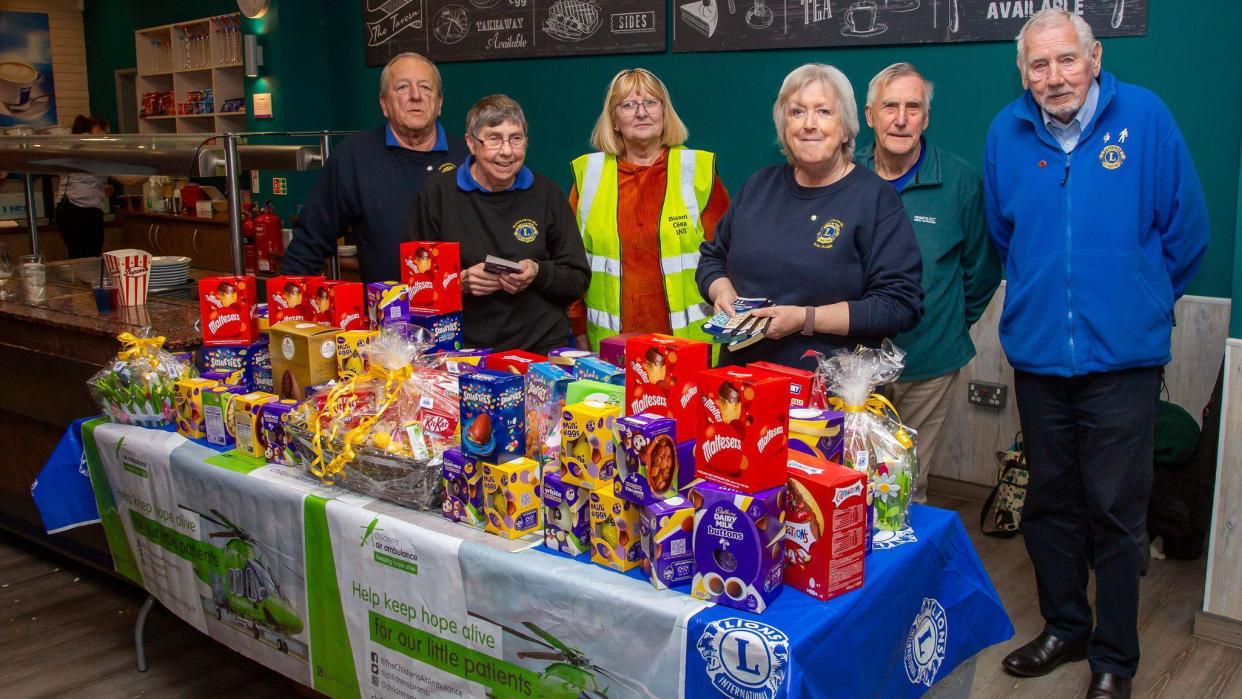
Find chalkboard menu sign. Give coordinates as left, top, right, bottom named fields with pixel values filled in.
left=672, top=0, right=1146, bottom=53
left=365, top=0, right=666, bottom=64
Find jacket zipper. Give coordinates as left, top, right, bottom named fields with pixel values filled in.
left=1063, top=152, right=1076, bottom=374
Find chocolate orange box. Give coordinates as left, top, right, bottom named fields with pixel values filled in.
left=784, top=452, right=867, bottom=602
left=543, top=470, right=589, bottom=555
left=268, top=321, right=339, bottom=400
left=689, top=480, right=786, bottom=613
left=198, top=275, right=259, bottom=346
left=459, top=370, right=525, bottom=463
left=624, top=334, right=711, bottom=443
left=640, top=496, right=695, bottom=589
left=561, top=400, right=621, bottom=490
left=483, top=457, right=541, bottom=539
left=400, top=241, right=461, bottom=313
left=696, top=366, right=791, bottom=493
left=615, top=413, right=692, bottom=505
left=485, top=350, right=547, bottom=376
left=266, top=275, right=316, bottom=325
left=174, top=377, right=219, bottom=439
left=441, top=447, right=485, bottom=528
left=589, top=486, right=642, bottom=572
left=308, top=279, right=366, bottom=330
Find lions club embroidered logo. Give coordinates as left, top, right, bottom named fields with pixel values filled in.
left=438, top=162, right=457, bottom=173
left=512, top=218, right=539, bottom=243
left=1099, top=144, right=1126, bottom=170
left=814, top=218, right=844, bottom=249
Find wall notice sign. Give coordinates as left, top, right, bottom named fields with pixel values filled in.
left=253, top=92, right=273, bottom=119
left=250, top=170, right=260, bottom=194
left=272, top=177, right=288, bottom=195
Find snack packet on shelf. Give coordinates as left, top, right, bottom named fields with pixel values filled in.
left=804, top=340, right=919, bottom=533
left=87, top=329, right=191, bottom=427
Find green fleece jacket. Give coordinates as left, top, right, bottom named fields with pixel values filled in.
left=858, top=141, right=1001, bottom=381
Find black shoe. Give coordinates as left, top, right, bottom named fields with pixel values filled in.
left=1085, top=672, right=1132, bottom=699
left=1001, top=631, right=1088, bottom=677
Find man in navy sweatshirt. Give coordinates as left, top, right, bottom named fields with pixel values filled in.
left=984, top=10, right=1208, bottom=699
left=282, top=52, right=469, bottom=282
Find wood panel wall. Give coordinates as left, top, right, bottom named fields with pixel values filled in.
left=0, top=0, right=88, bottom=129
left=1204, top=339, right=1242, bottom=624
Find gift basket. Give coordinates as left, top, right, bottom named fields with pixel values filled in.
left=806, top=340, right=919, bottom=532
left=287, top=329, right=459, bottom=510
left=87, top=330, right=191, bottom=427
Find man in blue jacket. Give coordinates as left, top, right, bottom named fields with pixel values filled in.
left=984, top=10, right=1208, bottom=699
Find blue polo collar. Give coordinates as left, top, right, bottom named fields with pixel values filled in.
left=456, top=155, right=533, bottom=192
left=385, top=122, right=450, bottom=152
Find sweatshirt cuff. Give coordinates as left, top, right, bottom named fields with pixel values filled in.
left=532, top=260, right=552, bottom=293
left=698, top=271, right=726, bottom=301
left=845, top=299, right=870, bottom=337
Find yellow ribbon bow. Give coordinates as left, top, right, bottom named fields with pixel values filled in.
left=116, top=331, right=167, bottom=366
left=828, top=393, right=915, bottom=450
left=309, top=362, right=414, bottom=483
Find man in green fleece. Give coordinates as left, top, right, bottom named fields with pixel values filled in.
left=858, top=62, right=1001, bottom=503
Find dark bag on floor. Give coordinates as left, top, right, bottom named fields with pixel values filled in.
left=980, top=433, right=1027, bottom=538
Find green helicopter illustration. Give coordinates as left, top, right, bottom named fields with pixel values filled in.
left=182, top=506, right=305, bottom=651
left=469, top=611, right=659, bottom=699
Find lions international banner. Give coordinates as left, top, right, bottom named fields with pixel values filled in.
left=85, top=424, right=1011, bottom=698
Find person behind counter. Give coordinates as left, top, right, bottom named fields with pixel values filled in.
left=405, top=94, right=589, bottom=354
left=567, top=68, right=729, bottom=350
left=695, top=63, right=923, bottom=368
left=54, top=115, right=113, bottom=259
left=281, top=52, right=468, bottom=282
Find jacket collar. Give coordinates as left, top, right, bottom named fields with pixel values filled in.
left=1011, top=70, right=1118, bottom=150
left=857, top=138, right=942, bottom=189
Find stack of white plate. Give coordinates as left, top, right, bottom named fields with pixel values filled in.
left=149, top=256, right=190, bottom=290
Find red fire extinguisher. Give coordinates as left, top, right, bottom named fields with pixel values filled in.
left=254, top=201, right=283, bottom=272
left=242, top=203, right=258, bottom=275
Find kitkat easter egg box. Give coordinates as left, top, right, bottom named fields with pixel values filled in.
left=198, top=275, right=259, bottom=346
left=482, top=457, right=541, bottom=539
left=560, top=400, right=621, bottom=490
left=400, top=241, right=461, bottom=313
left=588, top=486, right=642, bottom=572
left=695, top=366, right=791, bottom=493
left=458, top=370, right=525, bottom=463
left=624, top=334, right=710, bottom=443
left=689, top=480, right=786, bottom=613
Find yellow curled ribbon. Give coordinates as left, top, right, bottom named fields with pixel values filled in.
left=117, top=331, right=166, bottom=362
left=828, top=393, right=915, bottom=450
left=309, top=362, right=413, bottom=483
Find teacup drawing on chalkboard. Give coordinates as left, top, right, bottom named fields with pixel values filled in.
left=544, top=0, right=602, bottom=42
left=841, top=0, right=888, bottom=37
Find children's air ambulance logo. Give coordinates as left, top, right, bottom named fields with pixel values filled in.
left=513, top=218, right=539, bottom=243
left=814, top=219, right=844, bottom=249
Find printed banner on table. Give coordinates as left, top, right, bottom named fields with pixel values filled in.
left=672, top=0, right=1147, bottom=54
left=0, top=11, right=57, bottom=130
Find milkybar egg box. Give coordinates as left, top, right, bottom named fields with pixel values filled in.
left=441, top=447, right=485, bottom=528
left=690, top=480, right=786, bottom=613
left=640, top=496, right=695, bottom=589
left=260, top=399, right=300, bottom=466
left=615, top=413, right=690, bottom=505
left=696, top=366, right=791, bottom=494
left=366, top=281, right=410, bottom=330
left=459, top=370, right=526, bottom=463
left=785, top=452, right=867, bottom=602
left=589, top=486, right=642, bottom=572
left=789, top=407, right=845, bottom=464
left=175, top=377, right=219, bottom=439
left=525, top=362, right=572, bottom=474
left=483, top=457, right=541, bottom=539
left=198, top=275, right=259, bottom=346
left=625, top=333, right=711, bottom=443
left=308, top=279, right=366, bottom=330
left=542, top=470, right=589, bottom=556
left=336, top=329, right=379, bottom=377
left=560, top=400, right=621, bottom=490
left=399, top=241, right=461, bottom=314
left=573, top=356, right=624, bottom=386
left=266, top=275, right=315, bottom=325
left=202, top=384, right=248, bottom=447
left=231, top=392, right=277, bottom=458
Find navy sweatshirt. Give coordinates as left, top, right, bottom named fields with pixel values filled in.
left=696, top=163, right=924, bottom=368
left=282, top=124, right=469, bottom=283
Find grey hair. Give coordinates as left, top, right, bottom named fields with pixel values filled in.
left=773, top=63, right=860, bottom=162
left=866, top=62, right=934, bottom=110
left=379, top=52, right=442, bottom=97
left=1016, top=9, right=1097, bottom=69
left=465, top=94, right=528, bottom=139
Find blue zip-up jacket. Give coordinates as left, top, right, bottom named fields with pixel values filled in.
left=983, top=71, right=1208, bottom=377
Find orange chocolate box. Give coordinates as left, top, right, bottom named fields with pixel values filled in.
left=695, top=365, right=791, bottom=493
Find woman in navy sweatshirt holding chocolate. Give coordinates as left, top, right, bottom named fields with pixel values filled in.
left=696, top=63, right=924, bottom=368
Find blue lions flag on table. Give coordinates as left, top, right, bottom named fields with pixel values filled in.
left=32, top=417, right=101, bottom=533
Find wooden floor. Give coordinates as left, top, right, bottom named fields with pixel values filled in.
left=1, top=493, right=1239, bottom=699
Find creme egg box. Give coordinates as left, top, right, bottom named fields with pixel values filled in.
left=542, top=471, right=589, bottom=556
left=589, top=486, right=643, bottom=572
left=482, top=457, right=541, bottom=539
left=689, top=480, right=786, bottom=614
left=640, top=496, right=695, bottom=589
left=441, top=446, right=485, bottom=528
left=615, top=413, right=692, bottom=505
left=560, top=400, right=621, bottom=490
left=459, top=370, right=526, bottom=463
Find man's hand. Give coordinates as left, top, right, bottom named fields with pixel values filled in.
left=499, top=259, right=538, bottom=295
left=708, top=277, right=739, bottom=317
left=462, top=262, right=501, bottom=296
left=750, top=305, right=805, bottom=340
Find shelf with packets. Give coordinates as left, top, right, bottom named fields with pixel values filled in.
left=135, top=13, right=246, bottom=135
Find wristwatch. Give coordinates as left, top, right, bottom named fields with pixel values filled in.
left=801, top=306, right=815, bottom=336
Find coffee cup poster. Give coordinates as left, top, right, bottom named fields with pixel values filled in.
left=672, top=0, right=1146, bottom=52
left=0, top=11, right=56, bottom=129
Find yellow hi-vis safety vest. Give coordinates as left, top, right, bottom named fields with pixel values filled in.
left=572, top=146, right=716, bottom=350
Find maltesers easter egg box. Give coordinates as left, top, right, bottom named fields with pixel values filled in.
left=624, top=334, right=711, bottom=443
left=198, top=275, right=259, bottom=346
left=695, top=366, right=791, bottom=494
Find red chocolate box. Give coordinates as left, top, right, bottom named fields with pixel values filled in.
left=624, top=334, right=711, bottom=443
left=748, top=361, right=825, bottom=409
left=266, top=275, right=317, bottom=324
left=307, top=279, right=366, bottom=330
left=695, top=365, right=791, bottom=493
left=485, top=350, right=547, bottom=376
left=784, top=452, right=867, bottom=602
left=400, top=241, right=462, bottom=313
left=199, top=275, right=259, bottom=346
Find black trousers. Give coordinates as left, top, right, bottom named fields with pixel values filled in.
left=1014, top=367, right=1161, bottom=678
left=55, top=200, right=105, bottom=259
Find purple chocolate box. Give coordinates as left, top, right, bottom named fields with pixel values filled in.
left=615, top=414, right=693, bottom=505
left=366, top=282, right=410, bottom=329
left=542, top=471, right=589, bottom=555
left=573, top=356, right=625, bottom=385
left=459, top=370, right=526, bottom=463
left=441, top=447, right=485, bottom=528
left=640, top=496, right=694, bottom=589
left=260, top=400, right=298, bottom=465
left=547, top=347, right=595, bottom=368
left=409, top=310, right=463, bottom=352
left=690, top=480, right=786, bottom=613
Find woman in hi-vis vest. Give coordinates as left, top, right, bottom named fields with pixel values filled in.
left=567, top=68, right=729, bottom=351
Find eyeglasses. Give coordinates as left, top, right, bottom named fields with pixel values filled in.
left=617, top=98, right=662, bottom=115
left=472, top=133, right=527, bottom=151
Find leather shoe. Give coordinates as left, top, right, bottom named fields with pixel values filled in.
left=1001, top=631, right=1088, bottom=677
left=1085, top=672, right=1132, bottom=699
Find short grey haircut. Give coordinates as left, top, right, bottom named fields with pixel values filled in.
left=866, top=62, right=934, bottom=110
left=773, top=63, right=860, bottom=162
left=379, top=52, right=442, bottom=97
left=465, top=94, right=528, bottom=139
left=1016, top=9, right=1097, bottom=69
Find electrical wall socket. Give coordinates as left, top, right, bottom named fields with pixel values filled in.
left=968, top=381, right=1007, bottom=409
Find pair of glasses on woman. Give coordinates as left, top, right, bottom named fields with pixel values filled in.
left=617, top=98, right=662, bottom=115
left=472, top=133, right=527, bottom=151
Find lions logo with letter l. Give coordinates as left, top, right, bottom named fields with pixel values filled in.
left=513, top=218, right=539, bottom=243
left=1099, top=144, right=1126, bottom=171
left=697, top=617, right=790, bottom=698
left=814, top=219, right=844, bottom=249
left=905, top=597, right=948, bottom=686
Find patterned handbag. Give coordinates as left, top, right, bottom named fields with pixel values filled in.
left=980, top=433, right=1028, bottom=538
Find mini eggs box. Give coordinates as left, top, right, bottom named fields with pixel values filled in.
left=624, top=334, right=711, bottom=443
left=441, top=447, right=485, bottom=528
left=689, top=480, right=786, bottom=614
left=789, top=407, right=845, bottom=464
left=542, top=470, right=589, bottom=556
left=399, top=241, right=461, bottom=314
left=335, top=329, right=378, bottom=377
left=615, top=413, right=693, bottom=505
left=589, top=486, right=642, bottom=572
left=560, top=400, right=621, bottom=490
left=640, top=496, right=695, bottom=589
left=482, top=457, right=541, bottom=539
left=696, top=366, right=791, bottom=494
left=524, top=362, right=572, bottom=473
left=409, top=310, right=463, bottom=353
left=459, top=370, right=526, bottom=463
left=366, top=281, right=410, bottom=330
left=573, top=356, right=624, bottom=386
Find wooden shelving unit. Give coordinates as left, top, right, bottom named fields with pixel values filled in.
left=135, top=13, right=246, bottom=135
